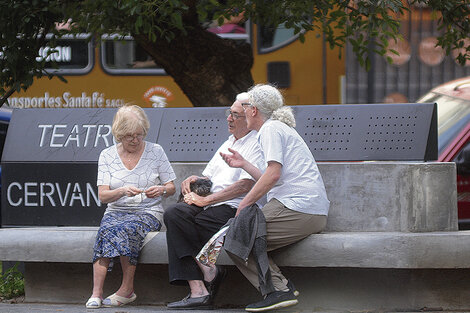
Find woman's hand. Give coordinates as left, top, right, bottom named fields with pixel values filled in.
left=120, top=186, right=143, bottom=197
left=144, top=185, right=167, bottom=198
left=183, top=192, right=208, bottom=207
left=220, top=148, right=245, bottom=168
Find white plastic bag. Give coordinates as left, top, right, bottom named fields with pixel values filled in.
left=196, top=225, right=229, bottom=266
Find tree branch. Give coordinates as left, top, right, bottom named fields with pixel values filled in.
left=0, top=87, right=17, bottom=107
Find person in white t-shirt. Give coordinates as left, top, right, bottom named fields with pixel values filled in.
left=220, top=84, right=330, bottom=312
left=86, top=105, right=176, bottom=309
left=164, top=93, right=266, bottom=310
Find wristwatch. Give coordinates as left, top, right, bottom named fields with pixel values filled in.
left=162, top=187, right=167, bottom=195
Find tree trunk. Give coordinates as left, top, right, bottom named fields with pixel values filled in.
left=135, top=25, right=254, bottom=107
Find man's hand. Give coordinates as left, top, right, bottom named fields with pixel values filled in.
left=181, top=175, right=199, bottom=195
left=220, top=148, right=246, bottom=168
left=235, top=206, right=244, bottom=217
left=235, top=204, right=252, bottom=217
left=183, top=192, right=209, bottom=207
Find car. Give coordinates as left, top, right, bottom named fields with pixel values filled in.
left=417, top=76, right=470, bottom=229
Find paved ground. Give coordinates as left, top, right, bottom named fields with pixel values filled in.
left=0, top=302, right=244, bottom=313
left=0, top=302, right=331, bottom=313
left=0, top=302, right=468, bottom=313
left=0, top=298, right=467, bottom=313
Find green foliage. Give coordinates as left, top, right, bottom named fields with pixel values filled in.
left=423, top=0, right=470, bottom=65
left=62, top=0, right=470, bottom=71
left=67, top=0, right=190, bottom=42
left=0, top=264, right=25, bottom=299
left=1, top=0, right=470, bottom=104
left=0, top=0, right=69, bottom=104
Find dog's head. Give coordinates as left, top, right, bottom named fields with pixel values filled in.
left=190, top=179, right=212, bottom=197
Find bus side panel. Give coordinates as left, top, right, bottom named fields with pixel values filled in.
left=251, top=24, right=345, bottom=105
left=8, top=49, right=193, bottom=109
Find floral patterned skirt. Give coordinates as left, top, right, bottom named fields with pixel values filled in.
left=92, top=210, right=161, bottom=268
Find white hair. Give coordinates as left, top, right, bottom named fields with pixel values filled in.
left=236, top=92, right=250, bottom=102
left=271, top=106, right=296, bottom=128
left=248, top=84, right=296, bottom=127
left=112, top=104, right=150, bottom=142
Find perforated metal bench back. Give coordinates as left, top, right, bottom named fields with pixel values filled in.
left=293, top=103, right=437, bottom=161
left=156, top=107, right=230, bottom=162
left=2, top=103, right=436, bottom=163
left=157, top=103, right=437, bottom=161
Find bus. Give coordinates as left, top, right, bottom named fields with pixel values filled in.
left=6, top=23, right=345, bottom=109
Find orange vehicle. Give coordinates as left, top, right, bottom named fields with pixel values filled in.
left=6, top=23, right=344, bottom=109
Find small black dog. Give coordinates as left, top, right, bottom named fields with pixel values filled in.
left=178, top=178, right=213, bottom=203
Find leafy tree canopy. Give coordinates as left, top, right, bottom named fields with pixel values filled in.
left=1, top=0, right=469, bottom=106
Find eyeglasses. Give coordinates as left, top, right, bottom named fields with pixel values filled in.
left=123, top=134, right=144, bottom=142
left=241, top=102, right=253, bottom=111
left=225, top=109, right=245, bottom=120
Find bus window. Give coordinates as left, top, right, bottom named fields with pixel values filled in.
left=37, top=34, right=94, bottom=75
left=100, top=31, right=250, bottom=76
left=100, top=34, right=166, bottom=75
left=258, top=23, right=298, bottom=53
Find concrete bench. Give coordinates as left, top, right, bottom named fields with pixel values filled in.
left=3, top=161, right=470, bottom=311
left=3, top=104, right=465, bottom=310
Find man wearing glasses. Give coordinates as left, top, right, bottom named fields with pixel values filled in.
left=164, top=93, right=266, bottom=310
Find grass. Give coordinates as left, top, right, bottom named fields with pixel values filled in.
left=0, top=262, right=24, bottom=299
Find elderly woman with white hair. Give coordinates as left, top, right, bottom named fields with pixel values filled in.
left=221, top=84, right=330, bottom=312
left=86, top=105, right=176, bottom=309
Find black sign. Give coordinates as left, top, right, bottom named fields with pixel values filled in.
left=1, top=163, right=104, bottom=226
left=3, top=108, right=162, bottom=162
left=0, top=108, right=164, bottom=226
left=1, top=107, right=228, bottom=226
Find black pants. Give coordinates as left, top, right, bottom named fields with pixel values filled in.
left=163, top=202, right=236, bottom=285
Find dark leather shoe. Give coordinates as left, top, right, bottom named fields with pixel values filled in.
left=204, top=265, right=227, bottom=300
left=167, top=293, right=213, bottom=310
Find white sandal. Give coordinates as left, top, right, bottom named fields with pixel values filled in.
left=85, top=296, right=102, bottom=309
left=102, top=292, right=137, bottom=307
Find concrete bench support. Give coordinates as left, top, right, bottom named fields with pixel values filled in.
left=20, top=262, right=470, bottom=311
left=168, top=162, right=458, bottom=233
